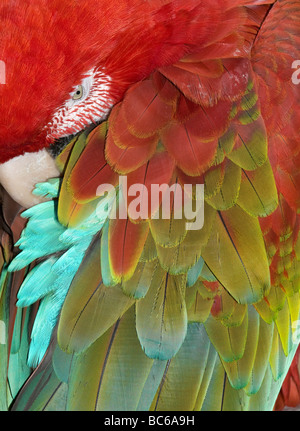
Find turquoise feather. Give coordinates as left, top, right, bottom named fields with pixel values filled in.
left=16, top=258, right=59, bottom=307
left=8, top=179, right=115, bottom=367
left=32, top=178, right=60, bottom=199
left=8, top=308, right=32, bottom=399
left=187, top=256, right=205, bottom=287
left=9, top=202, right=67, bottom=272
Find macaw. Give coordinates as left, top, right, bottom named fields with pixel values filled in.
left=0, top=0, right=300, bottom=412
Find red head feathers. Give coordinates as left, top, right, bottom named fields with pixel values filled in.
left=0, top=0, right=249, bottom=163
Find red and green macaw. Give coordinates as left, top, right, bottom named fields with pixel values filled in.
left=0, top=0, right=300, bottom=411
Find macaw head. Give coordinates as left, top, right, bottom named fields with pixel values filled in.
left=0, top=0, right=233, bottom=206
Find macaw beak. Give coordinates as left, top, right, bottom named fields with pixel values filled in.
left=0, top=149, right=60, bottom=208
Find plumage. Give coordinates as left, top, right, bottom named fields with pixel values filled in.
left=0, top=0, right=299, bottom=412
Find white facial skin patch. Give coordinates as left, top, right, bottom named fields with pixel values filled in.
left=48, top=67, right=113, bottom=141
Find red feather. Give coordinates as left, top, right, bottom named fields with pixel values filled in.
left=69, top=126, right=118, bottom=203
left=108, top=216, right=149, bottom=282
left=161, top=122, right=218, bottom=176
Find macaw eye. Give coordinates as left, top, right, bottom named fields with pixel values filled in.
left=72, top=85, right=84, bottom=100
left=65, top=70, right=94, bottom=109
